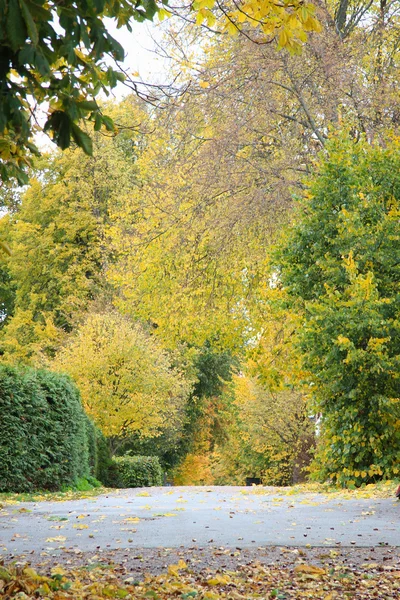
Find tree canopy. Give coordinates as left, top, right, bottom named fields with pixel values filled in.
left=276, top=135, right=400, bottom=486
left=53, top=312, right=192, bottom=451
left=0, top=0, right=399, bottom=486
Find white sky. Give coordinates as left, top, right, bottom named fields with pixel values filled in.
left=104, top=18, right=171, bottom=98
left=37, top=17, right=171, bottom=151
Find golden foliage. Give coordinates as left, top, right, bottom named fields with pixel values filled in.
left=52, top=312, right=191, bottom=441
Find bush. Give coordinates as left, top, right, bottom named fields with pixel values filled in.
left=94, top=428, right=113, bottom=484
left=111, top=455, right=163, bottom=488
left=0, top=365, right=93, bottom=492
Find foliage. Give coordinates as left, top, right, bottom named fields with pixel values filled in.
left=3, top=551, right=400, bottom=599
left=170, top=343, right=237, bottom=483
left=52, top=312, right=191, bottom=449
left=173, top=452, right=214, bottom=485
left=226, top=375, right=314, bottom=485
left=0, top=0, right=160, bottom=183
left=0, top=364, right=93, bottom=492
left=0, top=259, right=15, bottom=327
left=193, top=0, right=322, bottom=53
left=0, top=0, right=323, bottom=186
left=94, top=428, right=114, bottom=484
left=0, top=0, right=398, bottom=488
left=276, top=135, right=400, bottom=486
left=173, top=284, right=314, bottom=486
left=111, top=455, right=163, bottom=487
left=85, top=418, right=113, bottom=485
left=0, top=98, right=146, bottom=363
left=108, top=0, right=399, bottom=350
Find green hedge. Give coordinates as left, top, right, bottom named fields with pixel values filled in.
left=92, top=427, right=113, bottom=484
left=112, top=455, right=163, bottom=488
left=0, top=365, right=104, bottom=492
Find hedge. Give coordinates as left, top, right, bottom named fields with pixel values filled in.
left=90, top=425, right=113, bottom=484
left=0, top=365, right=108, bottom=492
left=111, top=455, right=163, bottom=488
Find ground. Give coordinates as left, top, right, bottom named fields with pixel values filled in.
left=1, top=485, right=400, bottom=598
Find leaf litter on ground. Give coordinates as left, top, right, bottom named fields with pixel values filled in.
left=239, top=480, right=399, bottom=500
left=2, top=548, right=400, bottom=599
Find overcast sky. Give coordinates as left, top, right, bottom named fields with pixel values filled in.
left=104, top=18, right=171, bottom=98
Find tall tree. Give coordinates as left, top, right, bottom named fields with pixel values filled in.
left=108, top=0, right=398, bottom=349
left=276, top=134, right=400, bottom=486
left=0, top=97, right=147, bottom=362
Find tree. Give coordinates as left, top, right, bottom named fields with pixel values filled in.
left=276, top=134, right=400, bottom=486
left=0, top=0, right=325, bottom=186
left=178, top=0, right=321, bottom=51
left=0, top=0, right=163, bottom=183
left=107, top=0, right=399, bottom=350
left=0, top=97, right=146, bottom=362
left=52, top=311, right=192, bottom=453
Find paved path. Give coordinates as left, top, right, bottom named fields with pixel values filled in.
left=1, top=486, right=398, bottom=558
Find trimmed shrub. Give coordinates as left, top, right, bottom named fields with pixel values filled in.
left=112, top=455, right=163, bottom=488
left=0, top=365, right=92, bottom=492
left=94, top=428, right=113, bottom=484
left=86, top=416, right=97, bottom=476
left=85, top=417, right=112, bottom=484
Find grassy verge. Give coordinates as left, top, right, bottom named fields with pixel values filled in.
left=0, top=478, right=108, bottom=504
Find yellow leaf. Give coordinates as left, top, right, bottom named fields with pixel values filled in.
left=278, top=30, right=289, bottom=48
left=207, top=575, right=230, bottom=585
left=158, top=7, right=172, bottom=21
left=51, top=566, right=67, bottom=576
left=294, top=564, right=326, bottom=576
left=177, top=559, right=187, bottom=569
left=23, top=567, right=40, bottom=579
left=168, top=560, right=187, bottom=577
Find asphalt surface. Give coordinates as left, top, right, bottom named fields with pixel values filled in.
left=1, top=486, right=399, bottom=559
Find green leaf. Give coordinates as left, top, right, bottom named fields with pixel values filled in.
left=6, top=0, right=26, bottom=51
left=107, top=34, right=125, bottom=61
left=0, top=241, right=12, bottom=256
left=94, top=113, right=102, bottom=131
left=76, top=100, right=98, bottom=112
left=19, top=0, right=38, bottom=46
left=71, top=122, right=93, bottom=155
left=101, top=115, right=114, bottom=131
left=18, top=43, right=35, bottom=65
left=44, top=110, right=71, bottom=150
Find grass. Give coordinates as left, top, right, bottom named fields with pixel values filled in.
left=0, top=478, right=108, bottom=504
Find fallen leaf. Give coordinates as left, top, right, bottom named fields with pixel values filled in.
left=294, top=564, right=326, bottom=576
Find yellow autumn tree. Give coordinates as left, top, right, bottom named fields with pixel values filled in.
left=52, top=312, right=192, bottom=452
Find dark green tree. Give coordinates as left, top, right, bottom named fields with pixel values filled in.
left=276, top=135, right=400, bottom=486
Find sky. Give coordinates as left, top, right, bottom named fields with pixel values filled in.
left=37, top=17, right=171, bottom=151
left=104, top=18, right=171, bottom=98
